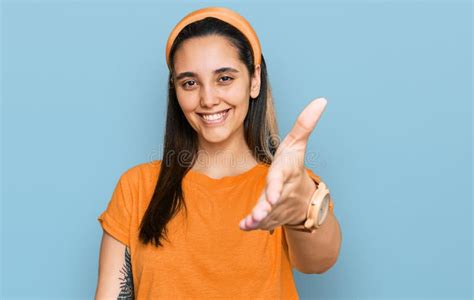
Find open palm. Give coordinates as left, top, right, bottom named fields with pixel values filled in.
left=239, top=98, right=328, bottom=232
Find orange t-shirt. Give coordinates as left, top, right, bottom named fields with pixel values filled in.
left=98, top=160, right=323, bottom=299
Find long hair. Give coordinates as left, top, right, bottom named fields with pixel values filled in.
left=139, top=17, right=279, bottom=247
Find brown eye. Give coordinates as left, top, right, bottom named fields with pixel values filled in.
left=182, top=80, right=196, bottom=88
left=220, top=76, right=233, bottom=82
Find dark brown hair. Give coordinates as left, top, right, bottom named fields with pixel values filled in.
left=138, top=17, right=279, bottom=247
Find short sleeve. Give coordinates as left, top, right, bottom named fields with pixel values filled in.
left=97, top=171, right=134, bottom=247
left=304, top=167, right=322, bottom=184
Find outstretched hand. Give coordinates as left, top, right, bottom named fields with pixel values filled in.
left=239, top=98, right=328, bottom=233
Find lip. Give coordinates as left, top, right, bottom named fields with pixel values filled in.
left=197, top=108, right=231, bottom=126
left=197, top=108, right=230, bottom=115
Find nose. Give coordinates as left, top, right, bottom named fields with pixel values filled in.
left=199, top=84, right=220, bottom=108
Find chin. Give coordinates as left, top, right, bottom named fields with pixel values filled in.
left=199, top=131, right=231, bottom=144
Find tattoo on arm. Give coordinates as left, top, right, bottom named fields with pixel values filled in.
left=117, top=246, right=134, bottom=300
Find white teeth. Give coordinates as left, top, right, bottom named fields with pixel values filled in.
left=201, top=110, right=227, bottom=121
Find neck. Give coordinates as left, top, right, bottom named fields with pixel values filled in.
left=193, top=128, right=258, bottom=176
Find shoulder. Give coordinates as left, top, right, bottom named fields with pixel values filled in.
left=118, top=160, right=162, bottom=186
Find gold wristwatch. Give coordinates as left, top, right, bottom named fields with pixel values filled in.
left=284, top=181, right=334, bottom=233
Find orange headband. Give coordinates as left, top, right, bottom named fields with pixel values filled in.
left=165, top=7, right=262, bottom=69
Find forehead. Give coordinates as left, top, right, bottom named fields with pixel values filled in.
left=173, top=35, right=242, bottom=74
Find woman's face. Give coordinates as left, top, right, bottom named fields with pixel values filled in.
left=172, top=35, right=261, bottom=146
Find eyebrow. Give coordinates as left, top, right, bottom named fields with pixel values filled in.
left=174, top=67, right=240, bottom=81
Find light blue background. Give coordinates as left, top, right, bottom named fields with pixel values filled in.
left=1, top=0, right=472, bottom=299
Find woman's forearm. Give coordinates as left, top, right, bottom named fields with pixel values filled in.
left=283, top=177, right=342, bottom=274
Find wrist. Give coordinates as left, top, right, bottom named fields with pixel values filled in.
left=285, top=174, right=317, bottom=227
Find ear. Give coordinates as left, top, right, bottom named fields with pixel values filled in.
left=250, top=64, right=261, bottom=99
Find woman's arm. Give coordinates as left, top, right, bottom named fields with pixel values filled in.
left=95, top=231, right=135, bottom=299
left=283, top=177, right=342, bottom=274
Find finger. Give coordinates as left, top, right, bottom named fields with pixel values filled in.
left=239, top=218, right=250, bottom=230
left=252, top=209, right=269, bottom=223
left=240, top=192, right=268, bottom=231
left=251, top=197, right=272, bottom=222
left=244, top=214, right=259, bottom=229
left=245, top=192, right=272, bottom=228
left=265, top=168, right=285, bottom=205
left=286, top=98, right=327, bottom=146
left=240, top=215, right=255, bottom=230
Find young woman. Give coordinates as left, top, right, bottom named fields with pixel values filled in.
left=95, top=7, right=342, bottom=299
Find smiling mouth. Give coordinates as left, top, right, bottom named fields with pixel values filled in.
left=197, top=108, right=231, bottom=124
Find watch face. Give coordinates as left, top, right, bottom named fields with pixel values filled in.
left=317, top=193, right=331, bottom=225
